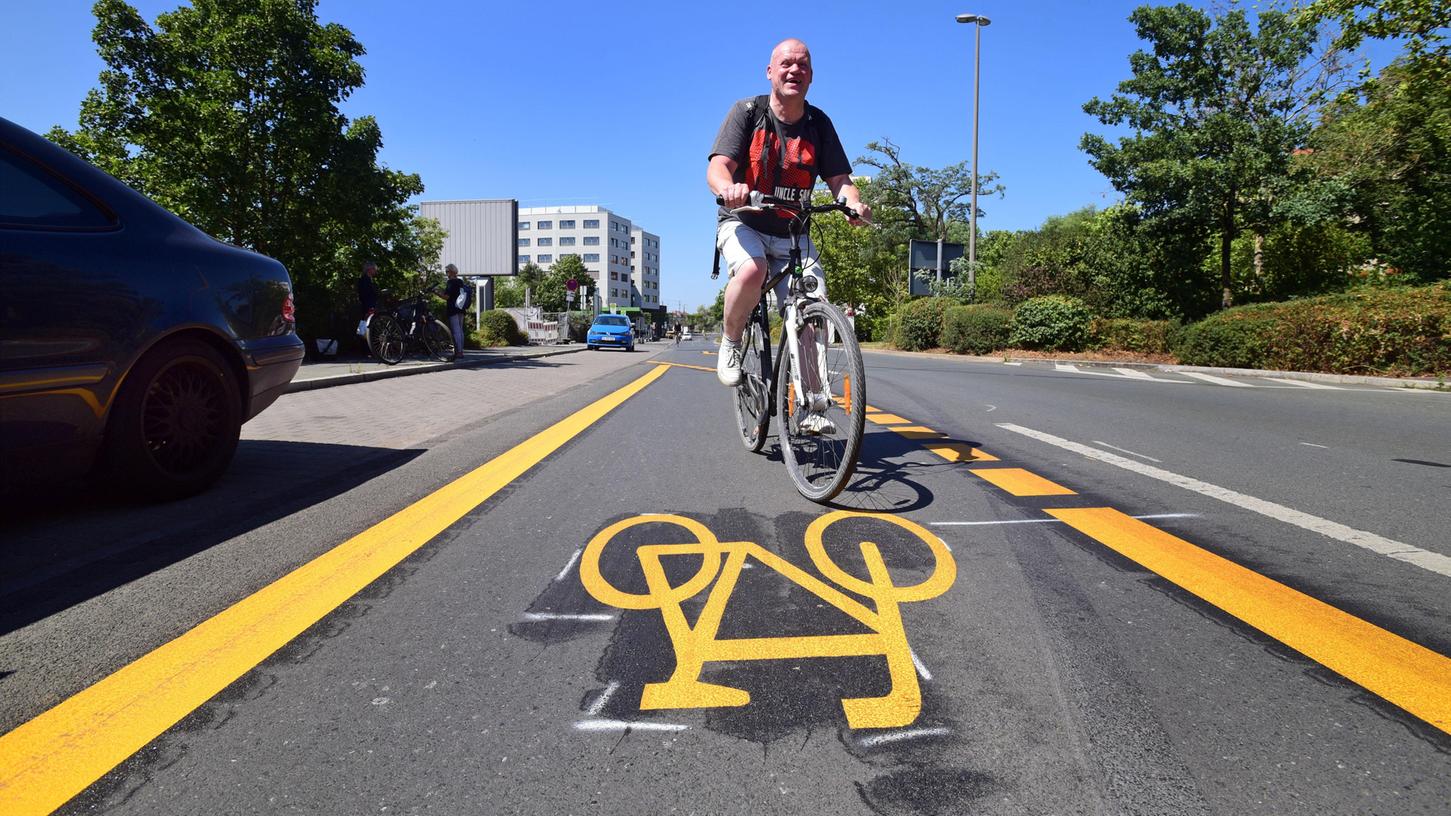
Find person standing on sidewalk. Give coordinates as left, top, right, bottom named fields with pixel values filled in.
left=444, top=263, right=467, bottom=360
left=357, top=260, right=380, bottom=354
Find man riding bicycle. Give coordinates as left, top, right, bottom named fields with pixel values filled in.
left=708, top=38, right=871, bottom=433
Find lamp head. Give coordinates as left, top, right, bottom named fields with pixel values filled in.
left=955, top=13, right=991, bottom=25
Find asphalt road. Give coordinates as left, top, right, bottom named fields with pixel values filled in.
left=1, top=340, right=1447, bottom=815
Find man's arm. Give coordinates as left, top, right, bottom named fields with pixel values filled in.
left=708, top=155, right=750, bottom=208
left=824, top=173, right=871, bottom=225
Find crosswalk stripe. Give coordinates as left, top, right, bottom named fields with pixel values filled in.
left=1181, top=372, right=1254, bottom=387
left=1262, top=377, right=1341, bottom=390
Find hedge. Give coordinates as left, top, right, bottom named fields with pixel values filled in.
left=1009, top=295, right=1092, bottom=351
left=895, top=296, right=954, bottom=351
left=1088, top=318, right=1175, bottom=355
left=943, top=305, right=1013, bottom=355
left=473, top=309, right=525, bottom=347
left=1175, top=282, right=1451, bottom=376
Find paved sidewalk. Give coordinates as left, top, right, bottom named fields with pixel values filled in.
left=288, top=343, right=625, bottom=392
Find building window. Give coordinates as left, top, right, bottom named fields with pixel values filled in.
left=559, top=236, right=576, bottom=246
left=583, top=236, right=599, bottom=246
left=519, top=255, right=530, bottom=264
left=583, top=219, right=599, bottom=229
left=559, top=219, right=575, bottom=229
left=518, top=221, right=530, bottom=230
left=517, top=238, right=530, bottom=247
left=537, top=237, right=552, bottom=246
left=537, top=220, right=553, bottom=229
left=538, top=253, right=552, bottom=263
left=583, top=253, right=599, bottom=262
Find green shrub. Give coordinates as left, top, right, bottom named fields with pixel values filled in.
left=1009, top=295, right=1092, bottom=351
left=474, top=309, right=524, bottom=347
left=1089, top=318, right=1175, bottom=354
left=895, top=297, right=954, bottom=351
left=871, top=313, right=899, bottom=347
left=942, top=305, right=1013, bottom=355
left=1177, top=282, right=1451, bottom=375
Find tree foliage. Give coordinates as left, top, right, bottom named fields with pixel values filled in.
left=1081, top=3, right=1346, bottom=308
left=48, top=0, right=441, bottom=338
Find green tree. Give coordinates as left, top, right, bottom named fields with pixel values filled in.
left=48, top=0, right=439, bottom=339
left=1082, top=3, right=1343, bottom=309
left=1300, top=0, right=1449, bottom=86
left=540, top=255, right=587, bottom=312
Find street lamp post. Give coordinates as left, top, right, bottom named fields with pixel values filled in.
left=956, top=12, right=990, bottom=298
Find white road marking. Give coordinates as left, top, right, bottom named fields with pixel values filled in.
left=1092, top=440, right=1162, bottom=462
left=1004, top=361, right=1023, bottom=366
left=996, top=422, right=1451, bottom=578
left=574, top=719, right=688, bottom=732
left=858, top=727, right=951, bottom=748
left=931, top=513, right=1199, bottom=527
left=1300, top=442, right=1330, bottom=449
left=1055, top=363, right=1081, bottom=373
left=985, top=404, right=997, bottom=412
left=910, top=649, right=932, bottom=682
left=1113, top=367, right=1156, bottom=380
left=1181, top=372, right=1254, bottom=387
left=522, top=612, right=615, bottom=622
left=555, top=548, right=583, bottom=582
left=586, top=681, right=621, bottom=716
left=1263, top=377, right=1341, bottom=390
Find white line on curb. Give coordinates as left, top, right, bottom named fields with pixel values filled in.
left=995, top=423, right=1451, bottom=578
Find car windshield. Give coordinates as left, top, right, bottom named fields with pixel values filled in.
left=595, top=316, right=628, bottom=327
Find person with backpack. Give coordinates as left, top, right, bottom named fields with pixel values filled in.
left=444, top=263, right=469, bottom=360
left=707, top=37, right=871, bottom=390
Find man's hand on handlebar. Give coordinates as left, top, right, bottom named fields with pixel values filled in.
left=719, top=183, right=752, bottom=210
left=845, top=199, right=872, bottom=227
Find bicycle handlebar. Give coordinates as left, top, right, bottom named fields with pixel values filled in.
left=715, top=192, right=864, bottom=221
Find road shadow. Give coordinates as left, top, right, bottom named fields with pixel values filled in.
left=760, top=426, right=980, bottom=514
left=0, top=438, right=422, bottom=637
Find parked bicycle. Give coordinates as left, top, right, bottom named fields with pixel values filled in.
left=364, top=288, right=455, bottom=365
left=715, top=192, right=867, bottom=503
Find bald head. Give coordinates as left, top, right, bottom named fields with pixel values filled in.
left=766, top=38, right=813, bottom=112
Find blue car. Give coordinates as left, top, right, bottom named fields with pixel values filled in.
left=586, top=314, right=635, bottom=352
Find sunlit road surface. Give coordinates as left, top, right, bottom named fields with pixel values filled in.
left=2, top=340, right=1448, bottom=815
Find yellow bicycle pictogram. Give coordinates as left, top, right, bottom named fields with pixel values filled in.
left=579, top=511, right=956, bottom=729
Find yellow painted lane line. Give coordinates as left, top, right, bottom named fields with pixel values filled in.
left=653, top=361, right=715, bottom=373
left=0, top=365, right=671, bottom=816
left=865, top=412, right=911, bottom=425
left=970, top=467, right=1076, bottom=497
left=1048, top=508, right=1451, bottom=735
left=922, top=441, right=999, bottom=463
left=890, top=426, right=945, bottom=439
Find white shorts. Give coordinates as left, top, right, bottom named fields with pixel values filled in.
left=716, top=220, right=825, bottom=310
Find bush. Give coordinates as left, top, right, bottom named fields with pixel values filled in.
left=942, top=305, right=1013, bottom=355
left=1088, top=318, right=1175, bottom=354
left=1009, top=295, right=1092, bottom=351
left=1177, top=282, right=1451, bottom=375
left=474, top=309, right=524, bottom=347
left=895, top=296, right=954, bottom=351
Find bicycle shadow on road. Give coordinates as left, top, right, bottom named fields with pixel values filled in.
left=762, top=426, right=963, bottom=514
left=0, top=439, right=422, bottom=637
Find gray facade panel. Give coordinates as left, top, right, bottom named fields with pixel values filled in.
left=419, top=199, right=519, bottom=277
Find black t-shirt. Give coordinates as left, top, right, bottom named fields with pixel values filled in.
left=709, top=96, right=852, bottom=237
left=445, top=277, right=466, bottom=315
left=358, top=274, right=379, bottom=315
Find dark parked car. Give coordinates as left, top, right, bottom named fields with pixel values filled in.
left=0, top=116, right=304, bottom=499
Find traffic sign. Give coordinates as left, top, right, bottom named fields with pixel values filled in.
left=566, top=278, right=579, bottom=292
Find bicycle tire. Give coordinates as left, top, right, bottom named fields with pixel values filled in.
left=775, top=301, right=866, bottom=503
left=424, top=318, right=455, bottom=361
left=367, top=314, right=405, bottom=365
left=732, top=314, right=771, bottom=452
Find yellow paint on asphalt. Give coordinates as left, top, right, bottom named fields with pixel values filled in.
left=0, top=364, right=671, bottom=816
left=652, top=361, right=716, bottom=373
left=866, top=412, right=911, bottom=425
left=970, top=467, right=1077, bottom=497
left=1048, top=508, right=1451, bottom=735
left=580, top=511, right=956, bottom=729
left=922, top=441, right=1000, bottom=463
left=890, top=426, right=946, bottom=439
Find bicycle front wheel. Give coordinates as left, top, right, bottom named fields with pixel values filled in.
left=775, top=301, right=866, bottom=503
left=424, top=319, right=455, bottom=361
left=732, top=316, right=771, bottom=452
left=367, top=314, right=405, bottom=365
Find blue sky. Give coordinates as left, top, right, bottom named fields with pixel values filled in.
left=2, top=1, right=1399, bottom=311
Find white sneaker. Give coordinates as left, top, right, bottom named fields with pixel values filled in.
left=717, top=340, right=743, bottom=387
left=799, top=411, right=837, bottom=435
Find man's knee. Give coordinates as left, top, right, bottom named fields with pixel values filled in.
left=732, top=257, right=767, bottom=287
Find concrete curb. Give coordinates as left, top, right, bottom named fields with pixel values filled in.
left=860, top=346, right=1447, bottom=391
left=286, top=345, right=589, bottom=393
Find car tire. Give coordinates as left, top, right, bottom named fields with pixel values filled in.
left=103, top=339, right=243, bottom=501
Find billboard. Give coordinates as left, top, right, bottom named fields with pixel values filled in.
left=908, top=239, right=964, bottom=297
left=418, top=199, right=519, bottom=277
